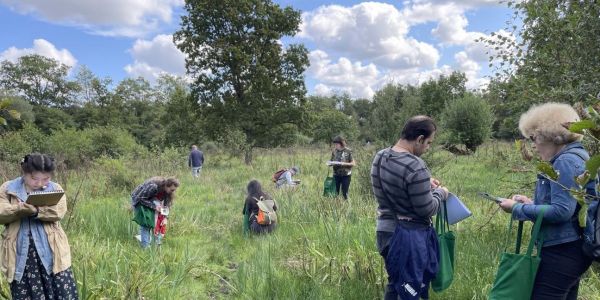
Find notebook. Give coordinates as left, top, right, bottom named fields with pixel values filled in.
left=445, top=193, right=472, bottom=225
left=26, top=190, right=64, bottom=206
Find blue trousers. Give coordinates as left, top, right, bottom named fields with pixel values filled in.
left=377, top=223, right=439, bottom=300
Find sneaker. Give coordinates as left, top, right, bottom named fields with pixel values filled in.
left=135, top=234, right=142, bottom=242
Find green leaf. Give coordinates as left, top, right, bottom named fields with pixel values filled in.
left=536, top=161, right=558, bottom=180
left=568, top=119, right=596, bottom=134
left=0, top=99, right=10, bottom=109
left=8, top=110, right=20, bottom=120
left=576, top=172, right=590, bottom=188
left=586, top=155, right=600, bottom=181
left=571, top=192, right=588, bottom=227
left=0, top=117, right=6, bottom=126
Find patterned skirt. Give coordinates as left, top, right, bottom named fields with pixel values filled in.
left=10, top=237, right=78, bottom=300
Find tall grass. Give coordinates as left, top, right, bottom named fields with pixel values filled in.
left=1, top=143, right=599, bottom=299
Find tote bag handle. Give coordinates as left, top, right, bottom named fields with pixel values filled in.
left=504, top=206, right=547, bottom=256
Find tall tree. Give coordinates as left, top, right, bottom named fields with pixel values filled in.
left=0, top=55, right=79, bottom=107
left=174, top=0, right=309, bottom=163
left=419, top=71, right=466, bottom=119
left=481, top=1, right=600, bottom=137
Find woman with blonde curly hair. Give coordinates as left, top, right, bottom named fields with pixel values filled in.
left=499, top=102, right=592, bottom=299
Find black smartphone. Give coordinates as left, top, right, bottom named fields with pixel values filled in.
left=477, top=192, right=503, bottom=204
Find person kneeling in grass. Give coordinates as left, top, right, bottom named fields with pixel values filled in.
left=242, top=180, right=277, bottom=234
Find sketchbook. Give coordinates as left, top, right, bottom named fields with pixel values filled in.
left=26, top=190, right=64, bottom=206
left=445, top=193, right=472, bottom=225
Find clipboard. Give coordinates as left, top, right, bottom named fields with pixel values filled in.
left=26, top=190, right=64, bottom=206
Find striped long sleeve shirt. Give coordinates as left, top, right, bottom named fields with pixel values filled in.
left=371, top=148, right=446, bottom=232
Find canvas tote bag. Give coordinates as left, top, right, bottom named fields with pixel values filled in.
left=432, top=200, right=455, bottom=292
left=489, top=206, right=547, bottom=300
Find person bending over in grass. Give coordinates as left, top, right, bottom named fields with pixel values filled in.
left=498, top=103, right=592, bottom=299
left=131, top=177, right=179, bottom=248
left=371, top=116, right=448, bottom=300
left=274, top=166, right=300, bottom=189
left=0, top=153, right=79, bottom=299
left=242, top=180, right=277, bottom=234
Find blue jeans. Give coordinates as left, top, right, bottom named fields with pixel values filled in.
left=140, top=226, right=152, bottom=248
left=191, top=166, right=202, bottom=178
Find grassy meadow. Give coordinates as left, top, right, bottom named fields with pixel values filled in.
left=1, top=142, right=600, bottom=299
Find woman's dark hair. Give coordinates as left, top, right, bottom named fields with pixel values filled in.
left=400, top=116, right=437, bottom=141
left=20, top=153, right=56, bottom=174
left=247, top=180, right=263, bottom=198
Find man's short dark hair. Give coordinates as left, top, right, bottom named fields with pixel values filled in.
left=401, top=116, right=437, bottom=141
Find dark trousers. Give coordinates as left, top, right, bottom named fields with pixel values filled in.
left=531, top=239, right=592, bottom=300
left=334, top=175, right=351, bottom=199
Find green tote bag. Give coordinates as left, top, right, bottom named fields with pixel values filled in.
left=489, top=206, right=547, bottom=300
left=323, top=171, right=336, bottom=197
left=132, top=205, right=155, bottom=228
left=432, top=201, right=455, bottom=292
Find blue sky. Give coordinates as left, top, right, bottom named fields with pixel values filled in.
left=0, top=0, right=515, bottom=99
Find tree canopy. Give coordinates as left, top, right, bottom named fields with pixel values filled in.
left=174, top=0, right=309, bottom=163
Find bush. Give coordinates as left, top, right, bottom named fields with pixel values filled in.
left=94, top=157, right=137, bottom=192
left=47, top=127, right=93, bottom=168
left=441, top=94, right=494, bottom=152
left=0, top=131, right=30, bottom=163
left=87, top=126, right=144, bottom=158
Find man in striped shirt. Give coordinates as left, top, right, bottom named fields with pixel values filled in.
left=371, top=115, right=448, bottom=299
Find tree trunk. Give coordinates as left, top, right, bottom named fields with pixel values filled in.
left=244, top=147, right=253, bottom=165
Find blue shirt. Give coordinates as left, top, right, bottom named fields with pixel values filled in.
left=6, top=177, right=55, bottom=281
left=188, top=149, right=204, bottom=167
left=512, top=142, right=590, bottom=247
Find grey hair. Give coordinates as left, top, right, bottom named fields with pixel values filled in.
left=518, top=102, right=582, bottom=145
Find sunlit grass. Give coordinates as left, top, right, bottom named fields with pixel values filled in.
left=2, top=142, right=599, bottom=299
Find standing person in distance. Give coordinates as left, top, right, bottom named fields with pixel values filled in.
left=498, top=103, right=592, bottom=300
left=328, top=136, right=356, bottom=200
left=371, top=116, right=448, bottom=300
left=188, top=145, right=205, bottom=178
left=0, top=153, right=79, bottom=299
left=131, top=177, right=179, bottom=248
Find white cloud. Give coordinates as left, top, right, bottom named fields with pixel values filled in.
left=300, top=2, right=440, bottom=69
left=0, top=39, right=77, bottom=67
left=381, top=65, right=454, bottom=87
left=308, top=50, right=379, bottom=99
left=124, top=34, right=186, bottom=82
left=0, top=0, right=183, bottom=37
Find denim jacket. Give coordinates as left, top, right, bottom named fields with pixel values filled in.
left=512, top=142, right=589, bottom=247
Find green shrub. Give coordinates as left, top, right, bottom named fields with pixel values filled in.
left=441, top=94, right=494, bottom=152
left=94, top=157, right=137, bottom=192
left=0, top=131, right=30, bottom=163
left=47, top=127, right=93, bottom=168
left=87, top=126, right=143, bottom=158
left=201, top=141, right=218, bottom=153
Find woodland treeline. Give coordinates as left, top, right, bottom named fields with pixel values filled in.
left=1, top=0, right=599, bottom=166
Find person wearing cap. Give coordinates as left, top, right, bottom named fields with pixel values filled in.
left=328, top=136, right=356, bottom=200
left=274, top=166, right=300, bottom=189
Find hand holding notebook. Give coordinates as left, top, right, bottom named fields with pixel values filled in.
left=26, top=190, right=64, bottom=206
